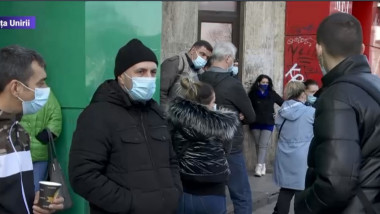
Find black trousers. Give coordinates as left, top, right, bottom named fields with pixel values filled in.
left=273, top=188, right=301, bottom=214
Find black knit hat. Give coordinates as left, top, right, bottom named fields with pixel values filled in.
left=114, top=38, right=158, bottom=78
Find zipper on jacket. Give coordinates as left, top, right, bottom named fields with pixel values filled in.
left=140, top=112, right=165, bottom=203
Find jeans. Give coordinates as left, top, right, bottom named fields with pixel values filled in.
left=33, top=161, right=48, bottom=192
left=177, top=192, right=226, bottom=214
left=227, top=152, right=252, bottom=214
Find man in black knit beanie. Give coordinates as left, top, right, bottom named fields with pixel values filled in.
left=69, top=38, right=182, bottom=214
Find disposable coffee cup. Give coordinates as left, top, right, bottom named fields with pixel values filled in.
left=38, top=181, right=61, bottom=209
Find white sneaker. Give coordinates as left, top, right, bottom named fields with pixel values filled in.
left=261, top=163, right=266, bottom=176
left=255, top=164, right=263, bottom=177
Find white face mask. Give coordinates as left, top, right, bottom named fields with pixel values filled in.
left=228, top=66, right=238, bottom=76
left=213, top=103, right=217, bottom=111
left=193, top=52, right=207, bottom=69
left=123, top=73, right=156, bottom=101
left=16, top=81, right=50, bottom=115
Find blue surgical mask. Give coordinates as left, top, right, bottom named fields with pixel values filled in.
left=16, top=82, right=50, bottom=115
left=318, top=55, right=328, bottom=76
left=123, top=73, right=156, bottom=101
left=228, top=66, right=239, bottom=76
left=320, top=65, right=327, bottom=76
left=259, top=84, right=269, bottom=91
left=193, top=52, right=207, bottom=69
left=307, top=95, right=317, bottom=104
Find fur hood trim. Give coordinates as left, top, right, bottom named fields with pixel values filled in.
left=168, top=97, right=239, bottom=141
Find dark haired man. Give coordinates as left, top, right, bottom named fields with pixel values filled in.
left=160, top=40, right=213, bottom=111
left=0, top=45, right=64, bottom=214
left=295, top=13, right=380, bottom=214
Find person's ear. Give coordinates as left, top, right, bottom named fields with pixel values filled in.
left=9, top=80, right=22, bottom=98
left=316, top=43, right=323, bottom=57
left=361, top=43, right=365, bottom=54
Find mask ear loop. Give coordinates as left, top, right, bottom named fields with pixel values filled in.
left=8, top=121, right=31, bottom=214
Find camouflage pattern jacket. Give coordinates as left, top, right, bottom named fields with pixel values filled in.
left=0, top=110, right=35, bottom=214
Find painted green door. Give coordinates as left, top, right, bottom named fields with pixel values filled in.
left=0, top=1, right=162, bottom=213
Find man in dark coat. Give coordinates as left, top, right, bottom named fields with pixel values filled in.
left=69, top=39, right=182, bottom=214
left=199, top=41, right=256, bottom=214
left=295, top=13, right=380, bottom=214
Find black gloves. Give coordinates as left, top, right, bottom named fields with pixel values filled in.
left=36, top=129, right=56, bottom=144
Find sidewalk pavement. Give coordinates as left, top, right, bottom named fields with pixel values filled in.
left=226, top=173, right=279, bottom=214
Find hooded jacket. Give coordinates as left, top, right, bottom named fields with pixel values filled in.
left=295, top=55, right=380, bottom=214
left=168, top=97, right=239, bottom=195
left=274, top=100, right=315, bottom=190
left=20, top=91, right=62, bottom=162
left=69, top=80, right=182, bottom=214
left=198, top=66, right=256, bottom=154
left=0, top=111, right=35, bottom=214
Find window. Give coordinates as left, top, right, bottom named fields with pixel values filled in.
left=198, top=1, right=240, bottom=49
left=198, top=1, right=241, bottom=77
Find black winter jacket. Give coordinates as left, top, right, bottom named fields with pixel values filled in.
left=248, top=89, right=283, bottom=125
left=69, top=80, right=182, bottom=214
left=295, top=55, right=380, bottom=214
left=168, top=97, right=239, bottom=195
left=198, top=67, right=256, bottom=154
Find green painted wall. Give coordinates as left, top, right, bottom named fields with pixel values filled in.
left=0, top=1, right=162, bottom=213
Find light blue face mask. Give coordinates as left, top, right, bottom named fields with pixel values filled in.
left=307, top=95, right=317, bottom=104
left=123, top=73, right=156, bottom=101
left=318, top=55, right=328, bottom=76
left=228, top=66, right=239, bottom=76
left=16, top=82, right=50, bottom=115
left=193, top=52, right=207, bottom=69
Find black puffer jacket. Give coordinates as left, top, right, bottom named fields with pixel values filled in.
left=198, top=67, right=256, bottom=154
left=168, top=97, right=239, bottom=195
left=69, top=80, right=182, bottom=214
left=295, top=55, right=380, bottom=214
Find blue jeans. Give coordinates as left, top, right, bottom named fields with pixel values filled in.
left=33, top=161, right=48, bottom=192
left=177, top=192, right=226, bottom=214
left=227, top=152, right=252, bottom=214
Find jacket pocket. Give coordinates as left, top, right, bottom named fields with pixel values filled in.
left=149, top=126, right=172, bottom=167
left=131, top=190, right=164, bottom=214
left=120, top=127, right=144, bottom=144
left=150, top=125, right=171, bottom=142
left=119, top=128, right=150, bottom=171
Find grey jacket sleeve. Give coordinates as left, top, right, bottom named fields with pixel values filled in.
left=160, top=56, right=180, bottom=109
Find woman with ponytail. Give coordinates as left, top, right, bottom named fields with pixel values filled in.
left=168, top=77, right=239, bottom=214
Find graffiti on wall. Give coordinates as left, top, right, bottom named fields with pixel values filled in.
left=330, top=1, right=352, bottom=14
left=285, top=63, right=304, bottom=82
left=284, top=35, right=322, bottom=85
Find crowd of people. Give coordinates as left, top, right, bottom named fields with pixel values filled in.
left=0, top=12, right=379, bottom=214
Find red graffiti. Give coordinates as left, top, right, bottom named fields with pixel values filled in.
left=284, top=36, right=322, bottom=86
